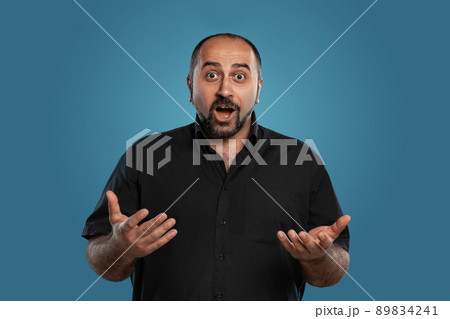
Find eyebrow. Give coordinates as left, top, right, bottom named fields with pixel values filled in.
left=202, top=61, right=251, bottom=71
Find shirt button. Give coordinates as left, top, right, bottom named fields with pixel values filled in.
left=215, top=291, right=223, bottom=299
left=217, top=254, right=225, bottom=261
left=223, top=186, right=228, bottom=191
left=219, top=219, right=226, bottom=225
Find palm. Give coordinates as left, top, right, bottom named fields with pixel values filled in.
left=105, top=190, right=178, bottom=259
left=308, top=225, right=338, bottom=243
left=277, top=215, right=350, bottom=262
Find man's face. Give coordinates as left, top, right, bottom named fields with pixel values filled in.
left=188, top=37, right=262, bottom=139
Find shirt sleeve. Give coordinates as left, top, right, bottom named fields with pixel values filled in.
left=307, top=163, right=350, bottom=251
left=81, top=152, right=140, bottom=240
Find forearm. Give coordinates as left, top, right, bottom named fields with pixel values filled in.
left=86, top=233, right=136, bottom=282
left=299, top=244, right=350, bottom=287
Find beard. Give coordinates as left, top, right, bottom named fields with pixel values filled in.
left=197, top=96, right=253, bottom=139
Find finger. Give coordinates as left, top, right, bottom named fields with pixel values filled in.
left=297, top=231, right=319, bottom=255
left=138, top=213, right=168, bottom=237
left=287, top=230, right=308, bottom=255
left=106, top=190, right=122, bottom=223
left=329, top=215, right=351, bottom=238
left=147, top=229, right=178, bottom=254
left=123, top=208, right=149, bottom=232
left=317, top=232, right=333, bottom=250
left=277, top=231, right=297, bottom=256
left=141, top=218, right=176, bottom=245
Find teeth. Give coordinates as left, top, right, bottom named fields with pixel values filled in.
left=215, top=107, right=233, bottom=120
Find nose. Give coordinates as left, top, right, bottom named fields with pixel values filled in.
left=217, top=77, right=233, bottom=98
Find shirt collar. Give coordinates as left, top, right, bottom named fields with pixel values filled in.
left=194, top=111, right=260, bottom=144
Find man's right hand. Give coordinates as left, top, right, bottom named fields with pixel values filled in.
left=106, top=190, right=177, bottom=260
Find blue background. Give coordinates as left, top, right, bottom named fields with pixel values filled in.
left=1, top=0, right=449, bottom=301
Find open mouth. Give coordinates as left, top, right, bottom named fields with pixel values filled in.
left=214, top=106, right=236, bottom=122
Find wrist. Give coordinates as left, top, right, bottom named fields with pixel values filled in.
left=106, top=233, right=136, bottom=263
left=299, top=244, right=336, bottom=264
left=299, top=253, right=327, bottom=265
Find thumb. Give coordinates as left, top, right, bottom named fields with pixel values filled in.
left=330, top=215, right=351, bottom=238
left=106, top=190, right=122, bottom=224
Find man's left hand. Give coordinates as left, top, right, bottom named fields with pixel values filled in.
left=277, top=215, right=350, bottom=262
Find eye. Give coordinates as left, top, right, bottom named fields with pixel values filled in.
left=234, top=73, right=246, bottom=81
left=206, top=72, right=218, bottom=80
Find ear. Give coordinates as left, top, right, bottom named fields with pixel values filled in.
left=187, top=75, right=193, bottom=102
left=255, top=77, right=263, bottom=104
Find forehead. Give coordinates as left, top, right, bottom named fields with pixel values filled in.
left=197, top=37, right=257, bottom=67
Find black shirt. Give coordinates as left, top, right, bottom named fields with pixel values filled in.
left=82, top=112, right=349, bottom=301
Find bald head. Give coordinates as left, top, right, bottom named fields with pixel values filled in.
left=188, top=33, right=262, bottom=81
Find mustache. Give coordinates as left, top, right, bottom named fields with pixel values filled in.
left=211, top=96, right=241, bottom=111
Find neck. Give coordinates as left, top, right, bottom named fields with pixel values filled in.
left=205, top=117, right=252, bottom=171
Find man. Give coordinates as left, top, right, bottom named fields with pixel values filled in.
left=82, top=33, right=350, bottom=300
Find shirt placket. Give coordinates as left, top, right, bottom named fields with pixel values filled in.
left=210, top=146, right=252, bottom=300
left=212, top=179, right=229, bottom=300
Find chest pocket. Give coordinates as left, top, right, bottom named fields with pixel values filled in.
left=243, top=180, right=307, bottom=244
